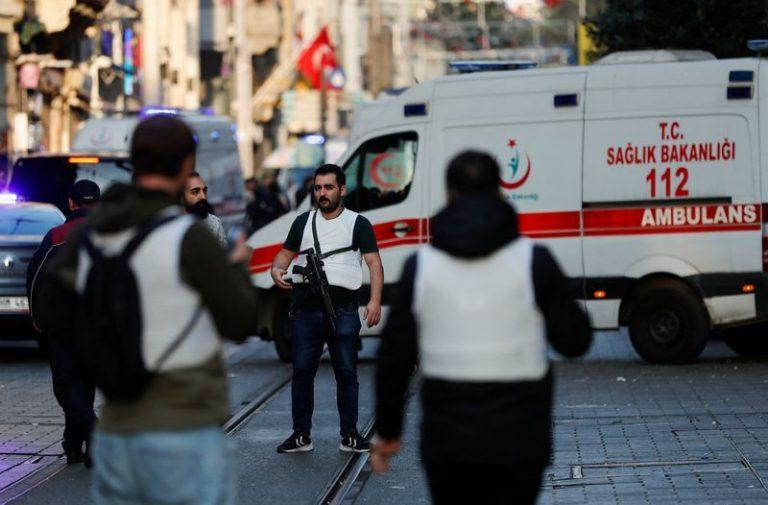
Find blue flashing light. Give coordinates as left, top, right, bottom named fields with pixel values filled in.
left=140, top=106, right=180, bottom=118
left=448, top=60, right=537, bottom=74
left=304, top=134, right=326, bottom=145
left=199, top=107, right=215, bottom=116
left=0, top=193, right=18, bottom=204
left=747, top=40, right=768, bottom=52
left=404, top=103, right=428, bottom=117
left=210, top=130, right=221, bottom=141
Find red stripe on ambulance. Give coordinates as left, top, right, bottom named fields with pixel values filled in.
left=249, top=204, right=765, bottom=274
left=584, top=203, right=760, bottom=236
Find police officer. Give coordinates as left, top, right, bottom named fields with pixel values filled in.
left=27, top=179, right=101, bottom=466
left=371, top=151, right=593, bottom=504
left=271, top=163, right=383, bottom=453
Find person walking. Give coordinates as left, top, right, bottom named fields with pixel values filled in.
left=39, top=115, right=258, bottom=505
left=271, top=163, right=383, bottom=453
left=27, top=179, right=101, bottom=466
left=182, top=170, right=227, bottom=248
left=371, top=151, right=593, bottom=505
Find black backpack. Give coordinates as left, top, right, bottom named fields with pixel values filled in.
left=77, top=214, right=201, bottom=402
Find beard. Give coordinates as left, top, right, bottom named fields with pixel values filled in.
left=317, top=196, right=341, bottom=214
left=185, top=199, right=215, bottom=218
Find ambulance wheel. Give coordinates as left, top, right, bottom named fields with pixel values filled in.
left=722, top=323, right=768, bottom=357
left=273, top=301, right=292, bottom=363
left=628, top=280, right=709, bottom=364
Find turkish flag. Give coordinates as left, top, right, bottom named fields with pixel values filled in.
left=297, top=27, right=339, bottom=89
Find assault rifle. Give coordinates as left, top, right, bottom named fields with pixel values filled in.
left=292, top=247, right=336, bottom=332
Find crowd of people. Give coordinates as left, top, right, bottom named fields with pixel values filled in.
left=243, top=174, right=314, bottom=235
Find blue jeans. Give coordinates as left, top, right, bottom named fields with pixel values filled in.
left=290, top=306, right=362, bottom=436
left=91, top=426, right=234, bottom=505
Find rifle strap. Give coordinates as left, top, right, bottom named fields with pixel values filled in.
left=311, top=210, right=322, bottom=256
left=311, top=210, right=356, bottom=260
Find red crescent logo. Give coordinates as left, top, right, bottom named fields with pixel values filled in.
left=370, top=152, right=402, bottom=189
left=500, top=154, right=532, bottom=190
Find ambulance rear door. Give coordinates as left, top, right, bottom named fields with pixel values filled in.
left=582, top=58, right=762, bottom=329
left=429, top=70, right=587, bottom=295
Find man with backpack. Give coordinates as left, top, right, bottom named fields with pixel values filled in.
left=39, top=115, right=258, bottom=505
left=27, top=179, right=101, bottom=466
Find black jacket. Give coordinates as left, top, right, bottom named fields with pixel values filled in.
left=375, top=195, right=592, bottom=465
left=26, top=208, right=89, bottom=334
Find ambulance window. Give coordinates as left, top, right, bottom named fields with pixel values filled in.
left=342, top=132, right=418, bottom=212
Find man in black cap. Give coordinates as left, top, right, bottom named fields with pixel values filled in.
left=27, top=179, right=101, bottom=466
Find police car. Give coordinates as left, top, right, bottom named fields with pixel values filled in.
left=247, top=45, right=768, bottom=364
left=0, top=193, right=64, bottom=340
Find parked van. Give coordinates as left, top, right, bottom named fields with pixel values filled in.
left=72, top=110, right=246, bottom=226
left=247, top=52, right=768, bottom=364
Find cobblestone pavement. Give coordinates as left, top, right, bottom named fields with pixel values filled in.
left=542, top=332, right=768, bottom=504
left=359, top=331, right=768, bottom=505
left=0, top=338, right=273, bottom=501
left=0, top=343, right=64, bottom=497
left=3, top=332, right=768, bottom=504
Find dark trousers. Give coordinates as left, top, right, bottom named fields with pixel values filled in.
left=47, top=335, right=96, bottom=451
left=424, top=463, right=544, bottom=505
left=290, top=307, right=361, bottom=436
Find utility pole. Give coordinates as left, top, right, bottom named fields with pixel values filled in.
left=184, top=0, right=200, bottom=109
left=234, top=0, right=254, bottom=176
left=140, top=0, right=163, bottom=105
left=478, top=0, right=489, bottom=50
left=341, top=0, right=361, bottom=92
left=366, top=0, right=392, bottom=96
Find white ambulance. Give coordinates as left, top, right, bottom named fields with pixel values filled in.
left=247, top=49, right=768, bottom=364
left=72, top=109, right=246, bottom=227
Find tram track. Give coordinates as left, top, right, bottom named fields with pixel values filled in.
left=312, top=416, right=376, bottom=505
left=0, top=341, right=288, bottom=504
left=224, top=371, right=293, bottom=436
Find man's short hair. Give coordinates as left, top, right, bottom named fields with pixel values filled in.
left=314, top=163, right=345, bottom=187
left=188, top=171, right=202, bottom=179
left=446, top=150, right=500, bottom=196
left=130, top=116, right=197, bottom=178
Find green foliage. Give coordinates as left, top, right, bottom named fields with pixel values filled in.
left=587, top=0, right=768, bottom=58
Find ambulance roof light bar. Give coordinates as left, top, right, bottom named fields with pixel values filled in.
left=448, top=60, right=537, bottom=74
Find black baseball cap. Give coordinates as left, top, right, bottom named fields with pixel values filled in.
left=68, top=179, right=101, bottom=203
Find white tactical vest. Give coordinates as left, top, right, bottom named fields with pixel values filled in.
left=413, top=238, right=549, bottom=382
left=76, top=214, right=222, bottom=373
left=292, top=209, right=364, bottom=291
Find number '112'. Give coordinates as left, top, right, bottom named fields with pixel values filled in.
left=645, top=167, right=689, bottom=198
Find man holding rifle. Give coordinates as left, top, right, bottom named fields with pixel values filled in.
left=271, top=163, right=383, bottom=453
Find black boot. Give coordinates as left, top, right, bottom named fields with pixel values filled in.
left=63, top=441, right=85, bottom=465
